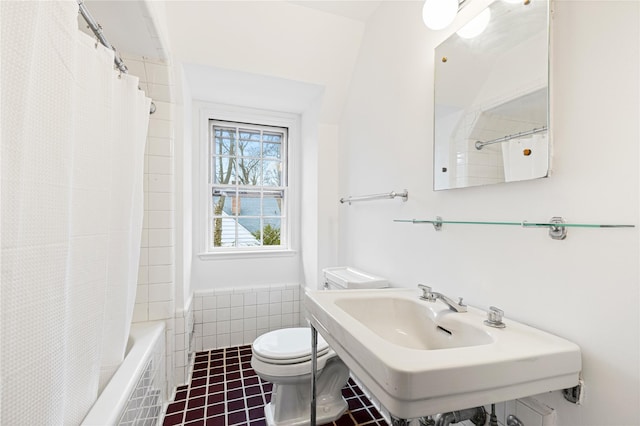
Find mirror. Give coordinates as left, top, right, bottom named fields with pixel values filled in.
left=434, top=0, right=549, bottom=190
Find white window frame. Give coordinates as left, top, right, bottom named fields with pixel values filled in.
left=196, top=103, right=299, bottom=259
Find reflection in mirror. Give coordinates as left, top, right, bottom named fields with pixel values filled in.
left=434, top=0, right=549, bottom=190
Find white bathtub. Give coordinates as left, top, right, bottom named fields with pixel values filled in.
left=82, top=322, right=166, bottom=426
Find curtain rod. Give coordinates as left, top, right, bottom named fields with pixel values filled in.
left=77, top=0, right=128, bottom=74
left=77, top=0, right=156, bottom=114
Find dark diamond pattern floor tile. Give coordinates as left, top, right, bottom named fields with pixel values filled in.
left=163, top=345, right=389, bottom=426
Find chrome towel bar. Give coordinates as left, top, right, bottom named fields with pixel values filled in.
left=340, top=189, right=408, bottom=205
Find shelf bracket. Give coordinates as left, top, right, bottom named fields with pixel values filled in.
left=549, top=216, right=568, bottom=240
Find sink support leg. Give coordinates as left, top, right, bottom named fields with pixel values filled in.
left=390, top=415, right=411, bottom=425
left=310, top=325, right=317, bottom=426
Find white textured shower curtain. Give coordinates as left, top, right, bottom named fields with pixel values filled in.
left=1, top=1, right=150, bottom=424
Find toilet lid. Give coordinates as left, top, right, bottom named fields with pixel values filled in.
left=252, top=328, right=330, bottom=363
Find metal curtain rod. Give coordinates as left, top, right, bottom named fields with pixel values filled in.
left=77, top=1, right=156, bottom=114
left=475, top=126, right=547, bottom=150
left=340, top=190, right=408, bottom=205
left=77, top=0, right=128, bottom=74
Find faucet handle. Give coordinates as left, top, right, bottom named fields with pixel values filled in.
left=484, top=306, right=506, bottom=328
left=417, top=284, right=434, bottom=301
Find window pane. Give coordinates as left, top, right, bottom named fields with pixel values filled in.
left=214, top=127, right=235, bottom=156
left=213, top=157, right=236, bottom=184
left=263, top=161, right=282, bottom=186
left=235, top=157, right=261, bottom=185
left=263, top=132, right=282, bottom=159
left=237, top=217, right=261, bottom=246
left=212, top=189, right=235, bottom=216
left=260, top=218, right=281, bottom=246
left=236, top=191, right=261, bottom=218
left=238, top=129, right=261, bottom=158
left=212, top=217, right=237, bottom=248
left=262, top=191, right=283, bottom=216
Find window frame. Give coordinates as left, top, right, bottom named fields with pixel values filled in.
left=196, top=103, right=299, bottom=259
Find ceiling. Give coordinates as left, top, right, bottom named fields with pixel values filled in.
left=287, top=1, right=382, bottom=22
left=78, top=0, right=382, bottom=59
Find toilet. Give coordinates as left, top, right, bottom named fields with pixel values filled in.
left=251, top=267, right=389, bottom=426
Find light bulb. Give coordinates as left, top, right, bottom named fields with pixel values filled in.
left=422, top=0, right=459, bottom=31
left=456, top=7, right=491, bottom=39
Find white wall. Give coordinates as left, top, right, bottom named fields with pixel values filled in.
left=164, top=1, right=363, bottom=291
left=339, top=1, right=639, bottom=425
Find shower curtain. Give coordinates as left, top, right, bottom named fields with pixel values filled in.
left=1, top=1, right=150, bottom=424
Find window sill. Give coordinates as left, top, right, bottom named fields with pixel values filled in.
left=197, top=249, right=298, bottom=261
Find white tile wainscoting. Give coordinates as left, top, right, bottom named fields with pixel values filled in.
left=191, top=284, right=304, bottom=353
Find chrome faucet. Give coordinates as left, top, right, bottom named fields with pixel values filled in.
left=418, top=284, right=467, bottom=313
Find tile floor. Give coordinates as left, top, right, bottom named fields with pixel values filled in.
left=162, top=345, right=389, bottom=426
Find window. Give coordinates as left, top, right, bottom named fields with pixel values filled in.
left=208, top=120, right=288, bottom=251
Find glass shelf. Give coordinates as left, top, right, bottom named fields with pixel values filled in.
left=393, top=216, right=635, bottom=240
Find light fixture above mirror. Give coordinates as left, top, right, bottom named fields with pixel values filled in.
left=422, top=0, right=463, bottom=31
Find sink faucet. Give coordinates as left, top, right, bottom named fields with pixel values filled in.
left=418, top=284, right=467, bottom=313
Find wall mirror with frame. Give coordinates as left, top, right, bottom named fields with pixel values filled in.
left=433, top=0, right=550, bottom=190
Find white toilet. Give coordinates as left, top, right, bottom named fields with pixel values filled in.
left=251, top=267, right=389, bottom=426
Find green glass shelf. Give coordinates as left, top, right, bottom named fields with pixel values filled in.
left=393, top=216, right=635, bottom=240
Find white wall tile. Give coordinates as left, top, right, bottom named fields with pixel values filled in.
left=149, top=283, right=172, bottom=302
left=148, top=211, right=173, bottom=229
left=203, top=296, right=216, bottom=310
left=230, top=294, right=243, bottom=307
left=257, top=304, right=269, bottom=317
left=230, top=307, right=244, bottom=320
left=133, top=303, right=148, bottom=322
left=147, top=118, right=173, bottom=138
left=203, top=336, right=216, bottom=350
left=269, top=303, right=281, bottom=315
left=216, top=334, right=230, bottom=348
left=244, top=305, right=257, bottom=318
left=282, top=289, right=294, bottom=302
left=149, top=265, right=173, bottom=284
left=144, top=62, right=169, bottom=84
left=138, top=266, right=149, bottom=284
left=244, top=292, right=257, bottom=305
left=269, top=291, right=282, bottom=303
left=230, top=320, right=243, bottom=333
left=203, top=323, right=216, bottom=336
left=149, top=301, right=172, bottom=320
left=243, top=330, right=257, bottom=343
left=217, top=321, right=230, bottom=334
left=269, top=315, right=282, bottom=329
left=148, top=229, right=173, bottom=247
left=148, top=155, right=173, bottom=175
left=217, top=294, right=231, bottom=308
left=256, top=291, right=269, bottom=304
left=135, top=285, right=149, bottom=304
left=148, top=174, right=173, bottom=193
left=243, top=318, right=257, bottom=331
left=147, top=83, right=173, bottom=103
left=149, top=247, right=173, bottom=265
left=230, top=333, right=244, bottom=347
left=147, top=137, right=173, bottom=157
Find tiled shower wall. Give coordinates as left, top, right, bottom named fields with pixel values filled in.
left=191, top=284, right=304, bottom=352
left=122, top=54, right=192, bottom=393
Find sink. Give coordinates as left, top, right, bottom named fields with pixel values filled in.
left=334, top=297, right=492, bottom=350
left=304, top=288, right=581, bottom=419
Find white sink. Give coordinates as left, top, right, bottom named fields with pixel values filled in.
left=304, top=288, right=581, bottom=419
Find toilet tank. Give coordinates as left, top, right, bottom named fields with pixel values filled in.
left=322, top=267, right=389, bottom=290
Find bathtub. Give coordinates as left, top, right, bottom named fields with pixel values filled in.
left=82, top=321, right=167, bottom=426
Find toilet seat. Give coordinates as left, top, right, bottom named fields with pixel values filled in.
left=252, top=328, right=330, bottom=364
left=251, top=328, right=336, bottom=377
